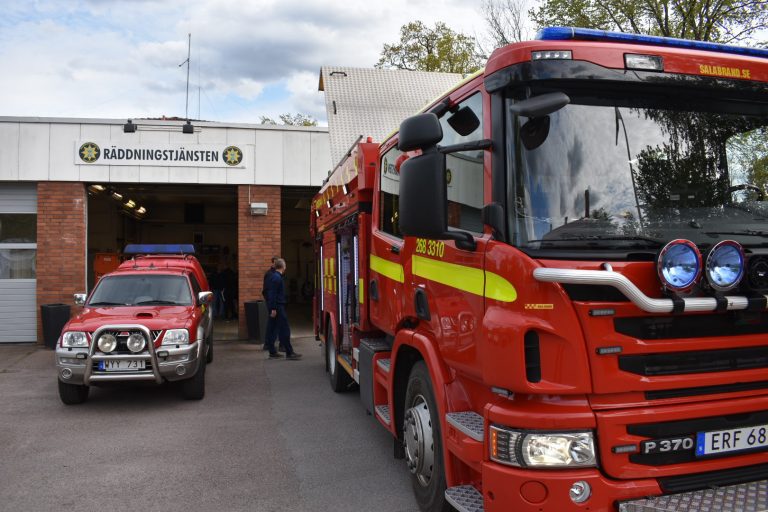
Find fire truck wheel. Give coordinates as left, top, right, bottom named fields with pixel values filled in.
left=327, top=325, right=352, bottom=392
left=182, top=359, right=206, bottom=400
left=58, top=379, right=89, bottom=405
left=403, top=361, right=450, bottom=512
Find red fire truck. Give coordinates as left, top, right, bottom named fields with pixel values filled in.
left=311, top=28, right=768, bottom=512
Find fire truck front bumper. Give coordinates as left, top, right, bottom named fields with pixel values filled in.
left=478, top=461, right=768, bottom=511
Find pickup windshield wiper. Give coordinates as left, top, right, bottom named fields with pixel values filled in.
left=134, top=300, right=179, bottom=305
left=88, top=301, right=124, bottom=306
left=524, top=235, right=663, bottom=247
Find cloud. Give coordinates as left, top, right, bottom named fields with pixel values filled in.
left=0, top=0, right=486, bottom=121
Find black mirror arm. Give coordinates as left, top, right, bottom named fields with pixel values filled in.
left=438, top=139, right=492, bottom=154
left=444, top=230, right=477, bottom=251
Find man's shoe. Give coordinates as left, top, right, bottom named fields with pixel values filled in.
left=268, top=352, right=283, bottom=359
left=286, top=352, right=302, bottom=360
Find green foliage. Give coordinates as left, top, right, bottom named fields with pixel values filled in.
left=531, top=0, right=768, bottom=43
left=260, top=114, right=318, bottom=126
left=376, top=21, right=483, bottom=74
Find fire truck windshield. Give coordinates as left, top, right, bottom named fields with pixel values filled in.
left=507, top=90, right=768, bottom=256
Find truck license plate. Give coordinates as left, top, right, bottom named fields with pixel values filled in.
left=98, top=360, right=145, bottom=371
left=696, top=424, right=768, bottom=456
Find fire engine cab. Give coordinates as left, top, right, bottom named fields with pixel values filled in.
left=311, top=28, right=768, bottom=512
left=55, top=244, right=214, bottom=404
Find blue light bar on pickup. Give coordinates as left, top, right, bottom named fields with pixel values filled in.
left=123, top=244, right=196, bottom=255
left=537, top=27, right=768, bottom=59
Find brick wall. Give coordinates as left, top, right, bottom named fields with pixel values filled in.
left=238, top=185, right=281, bottom=339
left=36, top=182, right=87, bottom=342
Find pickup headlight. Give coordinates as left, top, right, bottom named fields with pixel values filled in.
left=162, top=329, right=189, bottom=345
left=490, top=426, right=596, bottom=468
left=61, top=331, right=88, bottom=348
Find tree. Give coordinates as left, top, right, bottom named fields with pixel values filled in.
left=376, top=21, right=483, bottom=74
left=530, top=0, right=768, bottom=44
left=260, top=113, right=318, bottom=126
left=481, top=0, right=534, bottom=48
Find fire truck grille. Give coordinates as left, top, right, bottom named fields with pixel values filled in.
left=627, top=410, right=768, bottom=466
left=619, top=346, right=768, bottom=376
left=614, top=311, right=768, bottom=340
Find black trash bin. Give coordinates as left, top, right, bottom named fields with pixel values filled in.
left=245, top=300, right=268, bottom=343
left=40, top=303, right=71, bottom=349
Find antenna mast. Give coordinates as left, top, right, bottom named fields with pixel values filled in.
left=179, top=33, right=191, bottom=120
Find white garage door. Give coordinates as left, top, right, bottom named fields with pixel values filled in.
left=0, top=183, right=37, bottom=343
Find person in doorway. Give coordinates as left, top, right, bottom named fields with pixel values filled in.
left=210, top=265, right=225, bottom=319
left=221, top=263, right=237, bottom=320
left=264, top=258, right=301, bottom=360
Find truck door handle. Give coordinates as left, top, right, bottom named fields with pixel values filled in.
left=390, top=245, right=400, bottom=255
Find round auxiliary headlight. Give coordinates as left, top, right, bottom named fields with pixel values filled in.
left=706, top=240, right=745, bottom=292
left=126, top=333, right=146, bottom=353
left=97, top=333, right=117, bottom=353
left=657, top=239, right=701, bottom=291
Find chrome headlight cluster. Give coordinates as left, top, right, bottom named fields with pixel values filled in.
left=97, top=333, right=117, bottom=353
left=61, top=331, right=88, bottom=348
left=657, top=239, right=746, bottom=293
left=162, top=329, right=189, bottom=345
left=490, top=426, right=596, bottom=468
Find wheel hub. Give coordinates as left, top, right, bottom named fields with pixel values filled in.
left=403, top=395, right=435, bottom=486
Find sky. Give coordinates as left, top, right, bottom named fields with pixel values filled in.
left=0, top=0, right=488, bottom=126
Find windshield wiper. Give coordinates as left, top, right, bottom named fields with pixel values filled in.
left=524, top=235, right=663, bottom=247
left=88, top=301, right=124, bottom=306
left=134, top=300, right=179, bottom=305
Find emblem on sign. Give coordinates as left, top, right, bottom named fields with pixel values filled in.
left=79, top=142, right=101, bottom=163
left=223, top=146, right=243, bottom=166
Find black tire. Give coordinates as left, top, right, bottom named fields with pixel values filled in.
left=58, top=379, right=89, bottom=405
left=205, top=332, right=214, bottom=364
left=403, top=361, right=451, bottom=512
left=327, top=324, right=352, bottom=392
left=182, top=359, right=206, bottom=400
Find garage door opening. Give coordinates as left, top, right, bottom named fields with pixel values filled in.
left=86, top=184, right=239, bottom=339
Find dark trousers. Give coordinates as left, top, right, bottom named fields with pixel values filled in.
left=265, top=305, right=293, bottom=355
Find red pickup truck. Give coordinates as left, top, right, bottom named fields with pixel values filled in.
left=55, top=245, right=214, bottom=404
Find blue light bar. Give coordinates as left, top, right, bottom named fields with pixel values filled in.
left=537, top=27, right=768, bottom=59
left=123, top=244, right=195, bottom=255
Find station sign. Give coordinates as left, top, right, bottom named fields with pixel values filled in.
left=74, top=141, right=247, bottom=168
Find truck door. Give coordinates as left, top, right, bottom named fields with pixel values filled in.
left=370, top=144, right=407, bottom=333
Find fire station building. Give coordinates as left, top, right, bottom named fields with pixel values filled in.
left=0, top=117, right=331, bottom=342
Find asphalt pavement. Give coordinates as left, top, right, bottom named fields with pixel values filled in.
left=0, top=336, right=417, bottom=512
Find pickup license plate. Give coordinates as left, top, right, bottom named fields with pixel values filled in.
left=98, top=360, right=145, bottom=371
left=696, top=424, right=768, bottom=456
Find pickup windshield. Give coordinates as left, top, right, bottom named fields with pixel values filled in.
left=88, top=274, right=193, bottom=306
left=507, top=87, right=768, bottom=255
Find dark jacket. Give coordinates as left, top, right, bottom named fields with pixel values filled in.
left=262, top=267, right=276, bottom=300
left=264, top=270, right=286, bottom=311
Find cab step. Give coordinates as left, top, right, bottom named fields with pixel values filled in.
left=376, top=358, right=391, bottom=373
left=619, top=479, right=768, bottom=512
left=446, top=412, right=484, bottom=442
left=374, top=404, right=391, bottom=425
left=445, top=485, right=484, bottom=512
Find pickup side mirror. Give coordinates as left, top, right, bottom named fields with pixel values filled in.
left=74, top=293, right=86, bottom=306
left=198, top=291, right=213, bottom=305
left=398, top=113, right=477, bottom=251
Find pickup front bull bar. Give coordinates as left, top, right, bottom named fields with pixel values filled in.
left=84, top=325, right=162, bottom=385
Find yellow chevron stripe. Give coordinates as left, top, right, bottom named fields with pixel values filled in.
left=411, top=255, right=517, bottom=303
left=370, top=254, right=404, bottom=283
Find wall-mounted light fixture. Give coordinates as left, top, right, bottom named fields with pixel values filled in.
left=250, top=202, right=268, bottom=216
left=123, top=120, right=137, bottom=133
left=182, top=121, right=194, bottom=134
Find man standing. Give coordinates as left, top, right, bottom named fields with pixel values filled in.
left=262, top=256, right=284, bottom=351
left=264, top=258, right=301, bottom=360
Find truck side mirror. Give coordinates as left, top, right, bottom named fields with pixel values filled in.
left=198, top=291, right=213, bottom=305
left=398, top=113, right=442, bottom=152
left=74, top=293, right=86, bottom=306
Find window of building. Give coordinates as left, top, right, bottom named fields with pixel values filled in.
left=0, top=213, right=36, bottom=279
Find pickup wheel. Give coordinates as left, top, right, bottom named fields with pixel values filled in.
left=58, top=380, right=89, bottom=405
left=327, top=324, right=352, bottom=392
left=182, top=359, right=206, bottom=400
left=205, top=332, right=214, bottom=364
left=403, top=361, right=450, bottom=512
